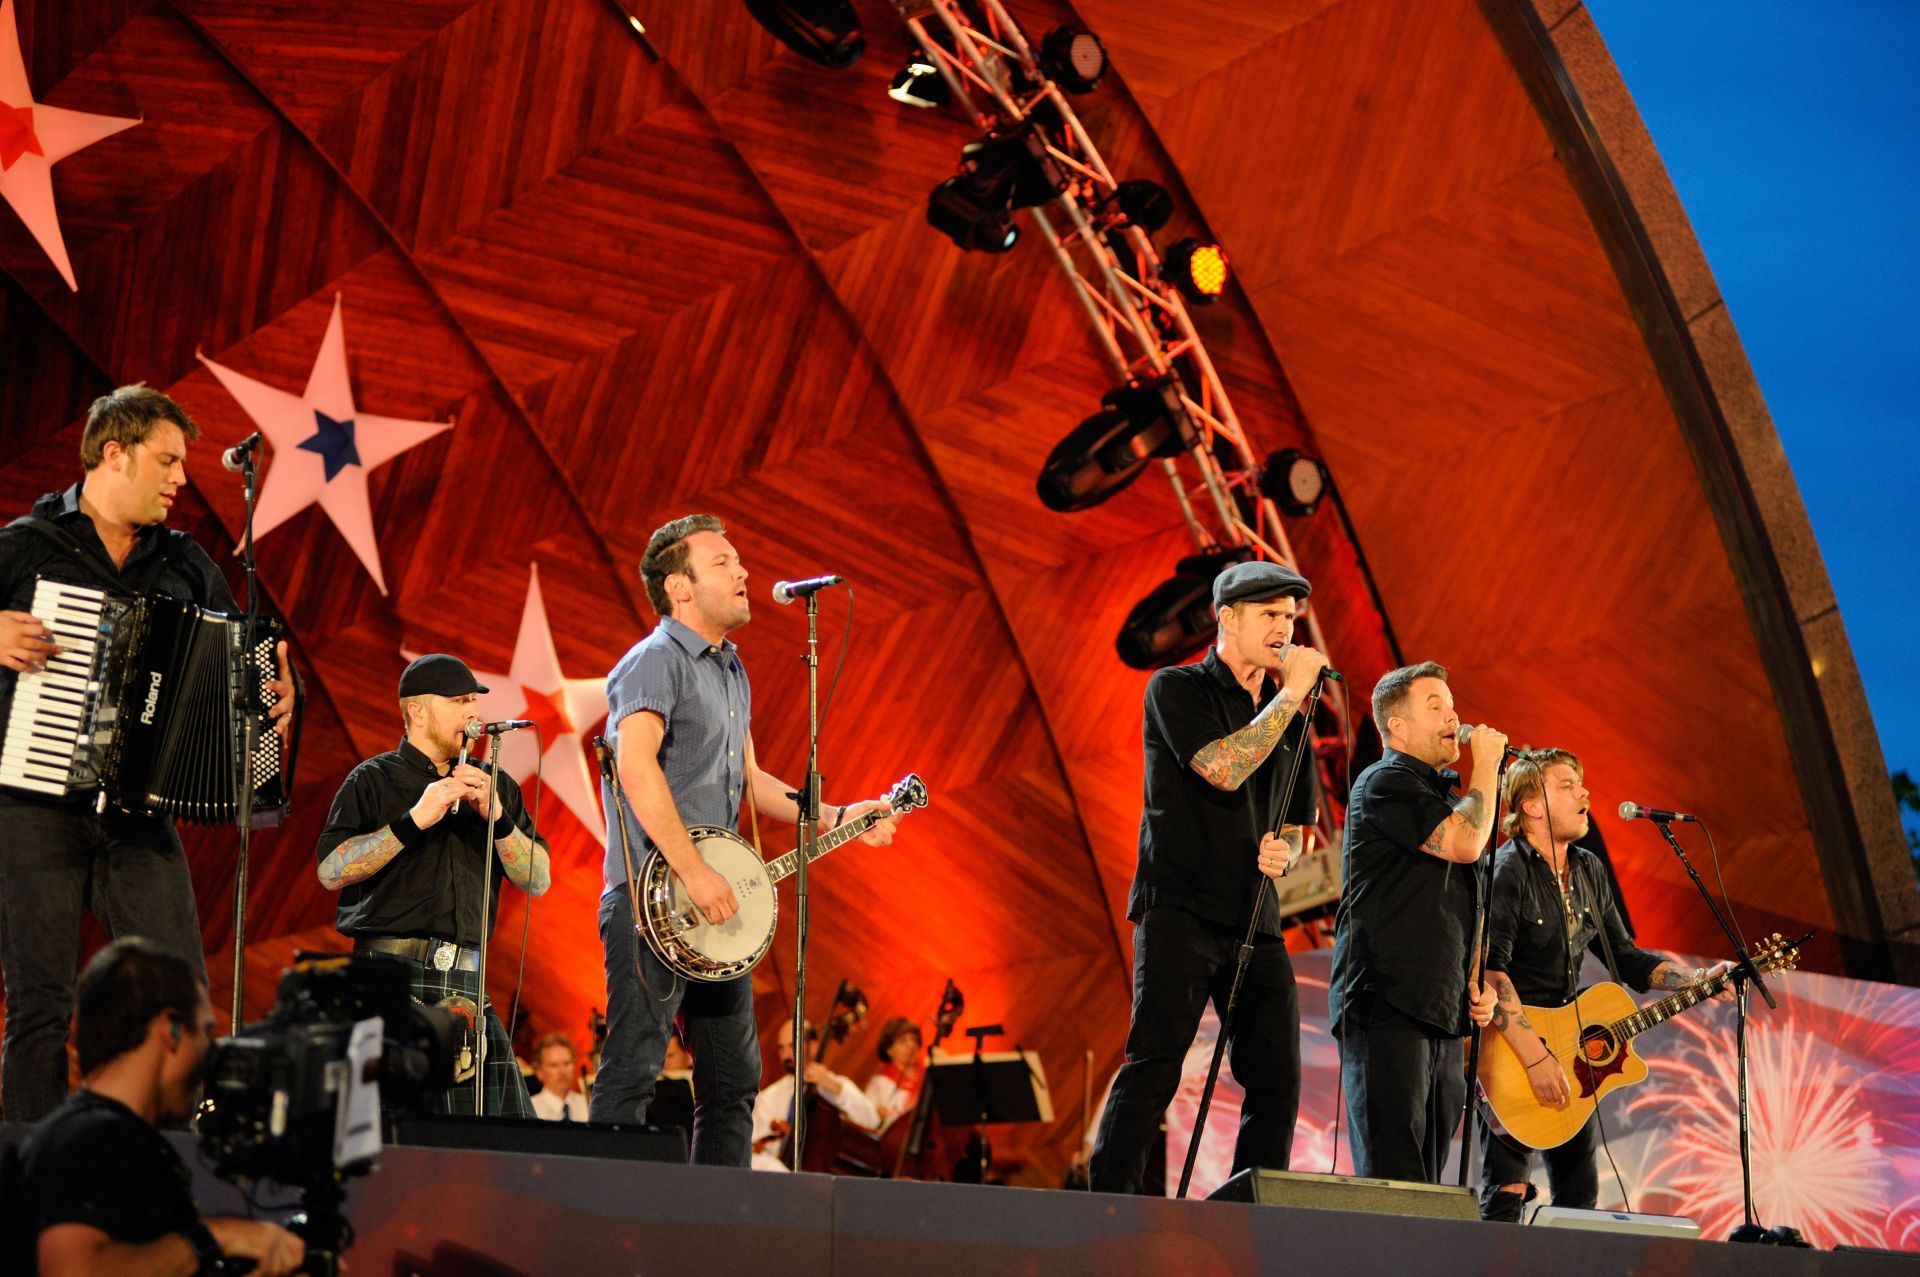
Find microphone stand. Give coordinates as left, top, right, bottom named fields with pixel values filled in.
left=474, top=730, right=503, bottom=1116
left=1175, top=673, right=1326, bottom=1199
left=228, top=447, right=263, bottom=1031
left=790, top=590, right=823, bottom=1169
left=1457, top=750, right=1511, bottom=1188
left=1650, top=818, right=1774, bottom=1231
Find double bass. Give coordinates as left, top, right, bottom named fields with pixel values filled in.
left=772, top=980, right=867, bottom=1173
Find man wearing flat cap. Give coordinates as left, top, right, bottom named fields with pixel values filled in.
left=314, top=653, right=552, bottom=1117
left=1089, top=559, right=1329, bottom=1193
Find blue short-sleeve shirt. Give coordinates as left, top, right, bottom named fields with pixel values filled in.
left=600, top=616, right=752, bottom=895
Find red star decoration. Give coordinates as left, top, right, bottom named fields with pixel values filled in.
left=0, top=99, right=40, bottom=170
left=519, top=683, right=575, bottom=744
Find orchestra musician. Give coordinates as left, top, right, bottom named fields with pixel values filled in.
left=1089, top=561, right=1325, bottom=1193
left=864, top=1016, right=924, bottom=1133
left=1327, top=662, right=1501, bottom=1184
left=0, top=385, right=292, bottom=1123
left=314, top=653, right=551, bottom=1117
left=588, top=514, right=898, bottom=1164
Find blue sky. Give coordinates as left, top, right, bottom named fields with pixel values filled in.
left=1585, top=2, right=1919, bottom=837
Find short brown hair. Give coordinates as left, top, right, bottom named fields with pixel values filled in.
left=74, top=937, right=206, bottom=1075
left=81, top=383, right=200, bottom=469
left=639, top=514, right=727, bottom=618
left=533, top=1032, right=576, bottom=1062
left=1371, top=661, right=1448, bottom=738
left=1500, top=748, right=1583, bottom=838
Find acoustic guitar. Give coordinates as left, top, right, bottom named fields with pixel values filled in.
left=1477, top=932, right=1801, bottom=1151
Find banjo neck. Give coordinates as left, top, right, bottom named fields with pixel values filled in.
left=762, top=806, right=890, bottom=886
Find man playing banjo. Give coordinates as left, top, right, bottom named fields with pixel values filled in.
left=589, top=513, right=901, bottom=1166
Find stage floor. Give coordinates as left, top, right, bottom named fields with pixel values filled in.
left=3, top=1123, right=1908, bottom=1272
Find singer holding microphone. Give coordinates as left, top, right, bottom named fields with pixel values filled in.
left=1089, top=560, right=1327, bottom=1193
left=590, top=514, right=900, bottom=1164
left=1327, top=662, right=1503, bottom=1184
left=314, top=652, right=551, bottom=1117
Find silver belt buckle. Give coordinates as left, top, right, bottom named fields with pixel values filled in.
left=432, top=941, right=457, bottom=972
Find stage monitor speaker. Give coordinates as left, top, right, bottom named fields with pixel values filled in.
left=390, top=1114, right=686, bottom=1164
left=1208, top=1168, right=1478, bottom=1221
left=1531, top=1206, right=1700, bottom=1238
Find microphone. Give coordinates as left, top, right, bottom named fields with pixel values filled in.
left=1617, top=801, right=1698, bottom=824
left=464, top=719, right=535, bottom=739
left=221, top=432, right=264, bottom=473
left=1456, top=723, right=1522, bottom=758
left=772, top=574, right=844, bottom=605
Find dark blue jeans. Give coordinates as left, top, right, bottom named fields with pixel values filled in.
left=589, top=887, right=758, bottom=1166
left=1089, top=906, right=1301, bottom=1194
left=0, top=796, right=207, bottom=1122
left=1479, top=1105, right=1600, bottom=1221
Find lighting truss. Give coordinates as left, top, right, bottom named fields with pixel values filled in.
left=890, top=0, right=1353, bottom=743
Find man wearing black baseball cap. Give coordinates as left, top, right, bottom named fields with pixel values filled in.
left=312, top=653, right=551, bottom=1117
left=1089, top=559, right=1330, bottom=1193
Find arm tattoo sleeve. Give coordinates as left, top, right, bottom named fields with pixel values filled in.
left=1190, top=689, right=1301, bottom=790
left=1450, top=789, right=1489, bottom=831
left=1647, top=961, right=1692, bottom=990
left=319, top=828, right=404, bottom=889
left=495, top=827, right=551, bottom=894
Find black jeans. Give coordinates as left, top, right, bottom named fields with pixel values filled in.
left=588, top=888, right=758, bottom=1167
left=1478, top=1106, right=1600, bottom=1221
left=1090, top=906, right=1300, bottom=1194
left=1338, top=994, right=1467, bottom=1184
left=0, top=796, right=206, bottom=1121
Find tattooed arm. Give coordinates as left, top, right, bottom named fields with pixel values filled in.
left=1415, top=728, right=1506, bottom=862
left=1190, top=687, right=1304, bottom=791
left=492, top=822, right=552, bottom=896
left=317, top=772, right=466, bottom=891
left=1487, top=970, right=1570, bottom=1108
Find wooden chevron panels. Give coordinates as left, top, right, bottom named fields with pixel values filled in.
left=0, top=0, right=1897, bottom=1178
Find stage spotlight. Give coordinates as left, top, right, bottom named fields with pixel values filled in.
left=1039, top=26, right=1107, bottom=93
left=888, top=57, right=949, bottom=108
left=744, top=0, right=865, bottom=68
left=1037, top=378, right=1196, bottom=513
left=1105, top=179, right=1174, bottom=233
left=1258, top=448, right=1329, bottom=517
left=927, top=177, right=1019, bottom=251
left=1164, top=237, right=1230, bottom=303
left=962, top=125, right=1068, bottom=210
left=1115, top=548, right=1251, bottom=670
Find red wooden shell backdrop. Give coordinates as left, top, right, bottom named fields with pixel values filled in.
left=0, top=0, right=1905, bottom=1182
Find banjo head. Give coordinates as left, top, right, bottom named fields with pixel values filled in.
left=643, top=825, right=777, bottom=981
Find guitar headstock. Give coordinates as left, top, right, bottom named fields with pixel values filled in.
left=887, top=773, right=929, bottom=814
left=1751, top=931, right=1806, bottom=977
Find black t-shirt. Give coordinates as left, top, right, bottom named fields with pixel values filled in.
left=1328, top=749, right=1477, bottom=1036
left=1129, top=649, right=1318, bottom=937
left=18, top=1090, right=200, bottom=1256
left=316, top=738, right=546, bottom=945
left=0, top=486, right=236, bottom=799
left=1484, top=836, right=1665, bottom=1007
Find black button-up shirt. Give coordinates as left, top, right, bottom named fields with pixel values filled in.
left=316, top=738, right=546, bottom=945
left=1129, top=649, right=1318, bottom=937
left=1328, top=748, right=1477, bottom=1036
left=0, top=485, right=235, bottom=764
left=1484, top=835, right=1664, bottom=1007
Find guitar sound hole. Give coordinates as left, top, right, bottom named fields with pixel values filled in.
left=1579, top=1028, right=1616, bottom=1064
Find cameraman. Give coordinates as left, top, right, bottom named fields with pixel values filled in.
left=16, top=938, right=305, bottom=1276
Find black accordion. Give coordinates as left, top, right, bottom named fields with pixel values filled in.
left=1, top=577, right=293, bottom=825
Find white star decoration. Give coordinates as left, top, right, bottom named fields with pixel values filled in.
left=198, top=294, right=453, bottom=595
left=410, top=564, right=609, bottom=835
left=0, top=0, right=140, bottom=291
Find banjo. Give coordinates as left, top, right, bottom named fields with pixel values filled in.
left=638, top=774, right=928, bottom=981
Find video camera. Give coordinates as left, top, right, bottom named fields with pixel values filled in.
left=195, top=952, right=462, bottom=1274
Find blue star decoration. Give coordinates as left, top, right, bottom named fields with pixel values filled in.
left=297, top=409, right=361, bottom=481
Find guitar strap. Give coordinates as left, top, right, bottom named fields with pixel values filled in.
left=741, top=728, right=767, bottom=862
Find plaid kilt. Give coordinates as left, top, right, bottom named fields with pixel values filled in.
left=404, top=960, right=534, bottom=1119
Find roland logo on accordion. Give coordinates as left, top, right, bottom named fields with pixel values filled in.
left=140, top=671, right=164, bottom=725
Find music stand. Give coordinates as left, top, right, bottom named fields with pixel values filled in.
left=929, top=1042, right=1053, bottom=1182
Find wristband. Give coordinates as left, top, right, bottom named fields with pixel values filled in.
left=391, top=810, right=426, bottom=850
left=181, top=1220, right=222, bottom=1270
left=493, top=813, right=519, bottom=841
left=1524, top=1052, right=1552, bottom=1068
left=831, top=805, right=846, bottom=830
